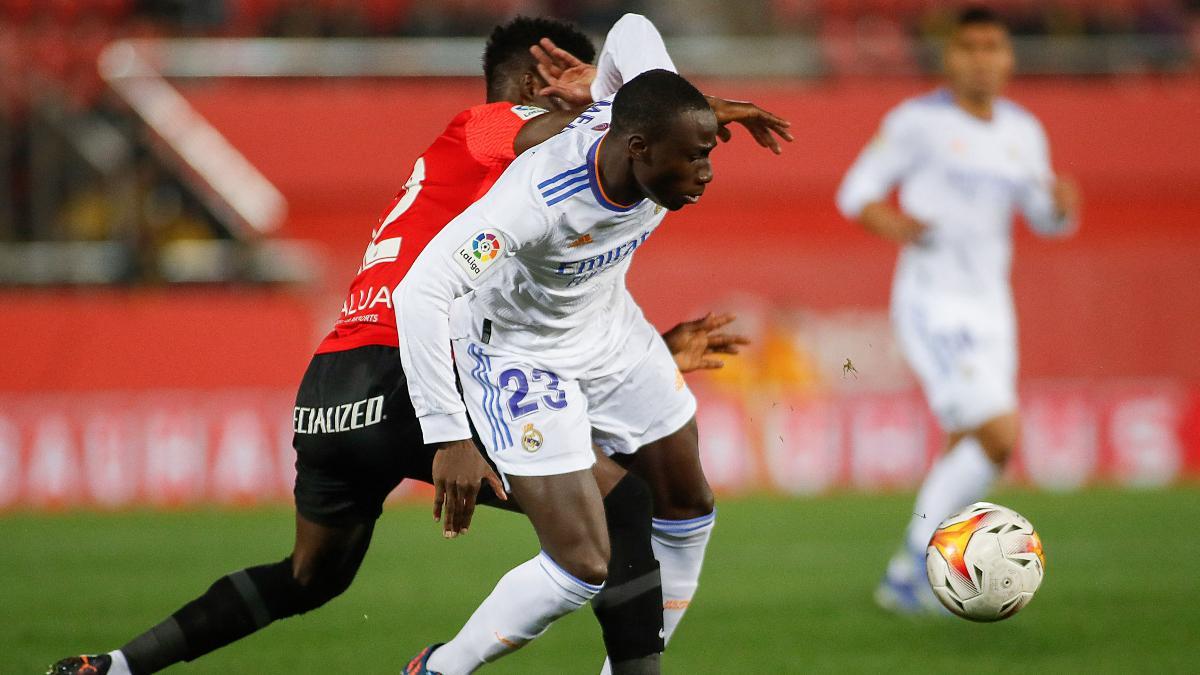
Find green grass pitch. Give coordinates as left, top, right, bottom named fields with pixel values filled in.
left=4, top=487, right=1198, bottom=673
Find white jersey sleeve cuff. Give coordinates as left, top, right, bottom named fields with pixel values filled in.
left=418, top=411, right=472, bottom=444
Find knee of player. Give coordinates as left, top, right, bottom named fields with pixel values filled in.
left=979, top=423, right=1020, bottom=466
left=981, top=439, right=1015, bottom=466
left=558, top=546, right=610, bottom=586
left=289, top=554, right=357, bottom=600
left=656, top=485, right=715, bottom=522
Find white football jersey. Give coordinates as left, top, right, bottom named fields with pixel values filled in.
left=837, top=89, right=1073, bottom=301
left=396, top=99, right=670, bottom=442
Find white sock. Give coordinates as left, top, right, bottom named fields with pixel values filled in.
left=905, top=436, right=999, bottom=554
left=650, top=511, right=715, bottom=646
left=427, top=551, right=603, bottom=675
left=105, top=651, right=132, bottom=675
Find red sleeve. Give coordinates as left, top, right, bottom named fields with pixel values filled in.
left=464, top=102, right=544, bottom=168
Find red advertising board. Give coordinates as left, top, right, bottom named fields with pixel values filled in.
left=1, top=380, right=1194, bottom=510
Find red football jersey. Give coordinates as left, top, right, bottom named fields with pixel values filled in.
left=316, top=102, right=544, bottom=354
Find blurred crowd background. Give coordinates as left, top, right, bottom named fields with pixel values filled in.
left=1, top=2, right=1199, bottom=505
left=2, top=0, right=1199, bottom=278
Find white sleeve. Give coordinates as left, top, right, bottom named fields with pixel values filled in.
left=1018, top=119, right=1075, bottom=237
left=590, top=13, right=678, bottom=101
left=394, top=169, right=553, bottom=443
left=836, top=105, right=923, bottom=220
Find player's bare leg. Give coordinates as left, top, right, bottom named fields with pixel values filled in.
left=972, top=412, right=1019, bottom=465
left=624, top=417, right=714, bottom=521
left=879, top=411, right=1018, bottom=615
left=424, top=470, right=610, bottom=674
left=50, top=512, right=375, bottom=675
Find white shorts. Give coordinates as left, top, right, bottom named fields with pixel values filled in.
left=451, top=314, right=696, bottom=480
left=893, top=293, right=1017, bottom=432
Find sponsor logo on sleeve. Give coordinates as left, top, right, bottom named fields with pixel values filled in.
left=454, top=229, right=505, bottom=279
left=510, top=105, right=548, bottom=120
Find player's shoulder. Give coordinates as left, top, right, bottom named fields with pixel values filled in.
left=995, top=97, right=1036, bottom=121
left=528, top=145, right=593, bottom=210
left=562, top=98, right=615, bottom=134
left=466, top=101, right=550, bottom=124
left=456, top=102, right=551, bottom=165
left=996, top=97, right=1046, bottom=136
left=512, top=111, right=604, bottom=209
left=889, top=89, right=956, bottom=123
left=467, top=135, right=584, bottom=214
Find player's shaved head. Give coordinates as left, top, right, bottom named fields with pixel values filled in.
left=483, top=16, right=595, bottom=103
left=611, top=69, right=711, bottom=140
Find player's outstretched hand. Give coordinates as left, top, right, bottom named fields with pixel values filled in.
left=860, top=201, right=928, bottom=245
left=663, top=312, right=751, bottom=373
left=530, top=37, right=596, bottom=106
left=706, top=97, right=794, bottom=155
left=1052, top=175, right=1081, bottom=222
left=432, top=439, right=507, bottom=538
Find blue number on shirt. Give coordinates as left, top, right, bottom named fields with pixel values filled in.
left=499, top=367, right=568, bottom=418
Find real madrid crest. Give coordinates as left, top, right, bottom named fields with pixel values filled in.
left=522, top=423, right=544, bottom=453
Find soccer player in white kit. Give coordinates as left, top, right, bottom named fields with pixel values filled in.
left=397, top=13, right=789, bottom=672
left=395, top=67, right=729, bottom=672
left=836, top=7, right=1081, bottom=614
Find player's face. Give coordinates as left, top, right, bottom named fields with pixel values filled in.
left=634, top=109, right=719, bottom=211
left=944, top=24, right=1014, bottom=101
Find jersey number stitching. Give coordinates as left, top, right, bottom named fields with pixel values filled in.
left=499, top=368, right=567, bottom=420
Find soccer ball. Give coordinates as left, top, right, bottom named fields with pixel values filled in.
left=925, top=502, right=1045, bottom=622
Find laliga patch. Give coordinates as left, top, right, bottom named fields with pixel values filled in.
left=510, top=105, right=548, bottom=121
left=454, top=229, right=505, bottom=279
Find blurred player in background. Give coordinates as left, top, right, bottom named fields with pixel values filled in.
left=836, top=6, right=1080, bottom=615
left=51, top=14, right=784, bottom=675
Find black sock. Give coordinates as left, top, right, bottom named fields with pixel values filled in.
left=592, top=473, right=665, bottom=670
left=121, top=558, right=299, bottom=674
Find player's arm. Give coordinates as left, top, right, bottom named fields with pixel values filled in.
left=513, top=105, right=592, bottom=156
left=394, top=174, right=552, bottom=536
left=532, top=14, right=792, bottom=153
left=1018, top=121, right=1080, bottom=238
left=836, top=107, right=927, bottom=244
left=662, top=313, right=751, bottom=372
left=705, top=96, right=793, bottom=155
left=587, top=13, right=677, bottom=102
left=513, top=14, right=661, bottom=156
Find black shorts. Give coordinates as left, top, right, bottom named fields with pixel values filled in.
left=291, top=345, right=494, bottom=526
